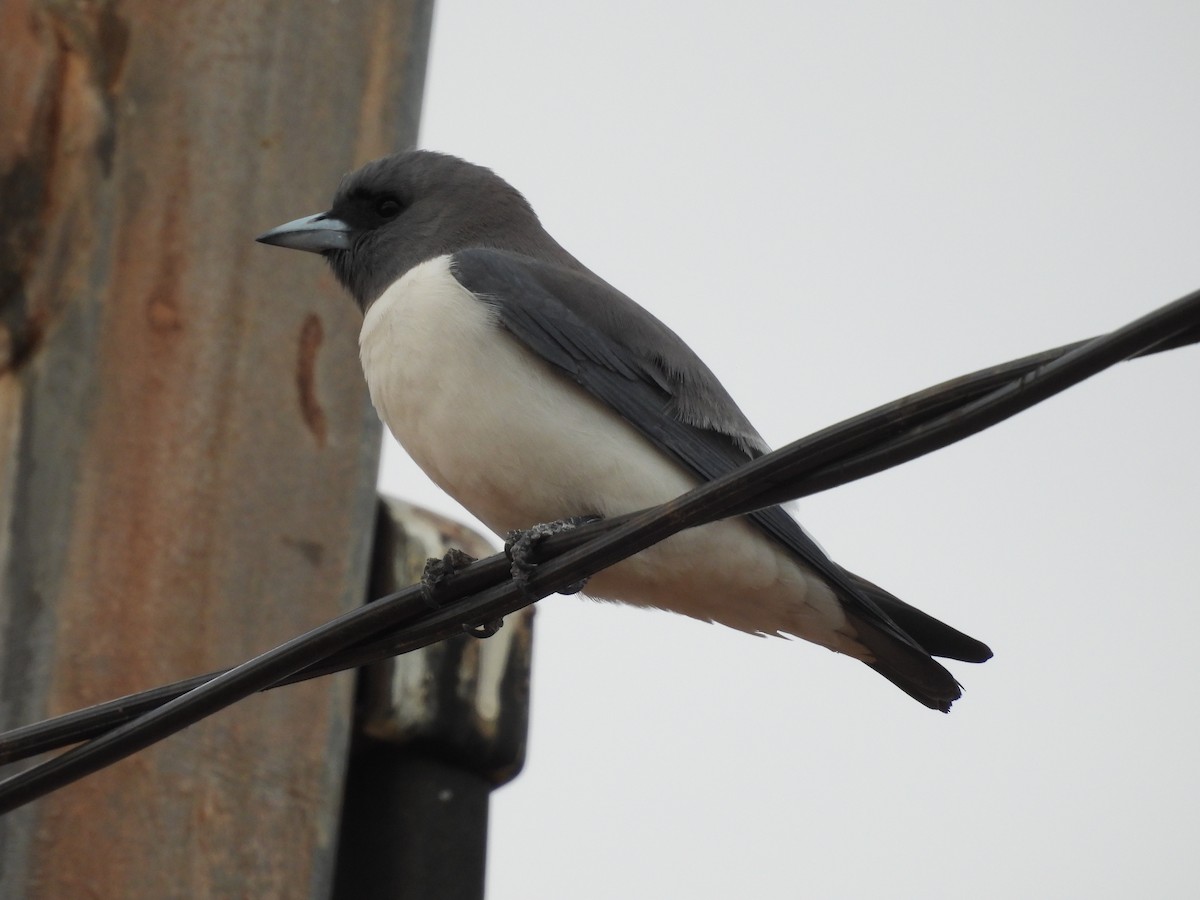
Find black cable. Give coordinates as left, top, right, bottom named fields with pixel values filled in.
left=1, top=286, right=1196, bottom=811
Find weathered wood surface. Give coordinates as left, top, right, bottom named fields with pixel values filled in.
left=0, top=1, right=432, bottom=896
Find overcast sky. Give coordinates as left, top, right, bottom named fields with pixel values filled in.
left=377, top=4, right=1200, bottom=897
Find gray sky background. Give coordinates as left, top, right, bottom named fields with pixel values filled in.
left=376, top=4, right=1200, bottom=897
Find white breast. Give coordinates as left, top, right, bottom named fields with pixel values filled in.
left=359, top=255, right=860, bottom=655
left=358, top=255, right=691, bottom=529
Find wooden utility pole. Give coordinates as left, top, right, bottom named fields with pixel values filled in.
left=0, top=1, right=433, bottom=896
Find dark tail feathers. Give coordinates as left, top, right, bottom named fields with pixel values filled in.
left=844, top=574, right=992, bottom=713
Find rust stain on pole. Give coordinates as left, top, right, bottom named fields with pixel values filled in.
left=297, top=313, right=329, bottom=446
left=0, top=0, right=434, bottom=897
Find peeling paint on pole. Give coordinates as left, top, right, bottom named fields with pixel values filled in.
left=360, top=498, right=533, bottom=785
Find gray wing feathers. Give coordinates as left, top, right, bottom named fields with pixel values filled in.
left=449, top=247, right=987, bottom=711
left=502, top=258, right=771, bottom=456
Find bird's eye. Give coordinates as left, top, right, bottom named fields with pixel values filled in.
left=376, top=197, right=402, bottom=219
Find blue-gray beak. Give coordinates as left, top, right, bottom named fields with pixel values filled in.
left=256, top=213, right=353, bottom=254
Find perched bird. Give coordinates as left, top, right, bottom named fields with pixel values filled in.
left=258, top=151, right=991, bottom=711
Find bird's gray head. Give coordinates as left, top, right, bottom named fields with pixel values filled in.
left=257, top=151, right=568, bottom=310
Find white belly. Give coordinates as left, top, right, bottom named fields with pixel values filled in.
left=359, top=255, right=861, bottom=655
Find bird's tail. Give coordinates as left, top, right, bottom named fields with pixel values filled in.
left=843, top=574, right=993, bottom=712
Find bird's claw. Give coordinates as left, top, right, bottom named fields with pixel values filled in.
left=420, top=547, right=478, bottom=610
left=424, top=548, right=503, bottom=638
left=505, top=515, right=602, bottom=595
left=465, top=618, right=504, bottom=639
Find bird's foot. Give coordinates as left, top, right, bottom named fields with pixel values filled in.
left=505, top=515, right=603, bottom=595
left=420, top=547, right=477, bottom=610
left=421, top=548, right=503, bottom=639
